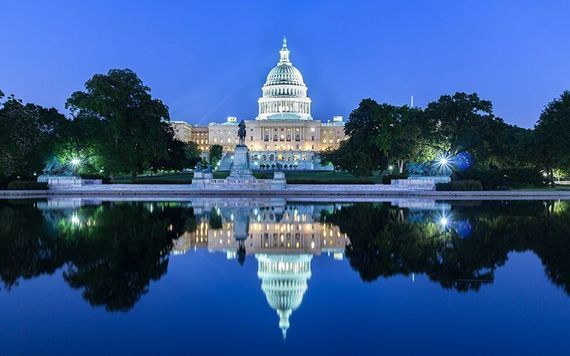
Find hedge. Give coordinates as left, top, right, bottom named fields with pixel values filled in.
left=381, top=173, right=408, bottom=185
left=7, top=181, right=49, bottom=190
left=454, top=168, right=547, bottom=190
left=436, top=180, right=483, bottom=191
left=287, top=179, right=375, bottom=185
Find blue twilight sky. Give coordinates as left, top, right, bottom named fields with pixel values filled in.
left=0, top=1, right=569, bottom=128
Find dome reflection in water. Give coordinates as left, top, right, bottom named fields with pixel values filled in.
left=1, top=198, right=570, bottom=346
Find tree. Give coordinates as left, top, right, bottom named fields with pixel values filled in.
left=184, top=141, right=202, bottom=168
left=209, top=144, right=223, bottom=169
left=534, top=91, right=570, bottom=186
left=423, top=92, right=509, bottom=167
left=66, top=69, right=173, bottom=178
left=388, top=106, right=435, bottom=173
left=156, top=139, right=201, bottom=172
left=321, top=99, right=392, bottom=177
left=0, top=93, right=67, bottom=181
left=51, top=115, right=106, bottom=175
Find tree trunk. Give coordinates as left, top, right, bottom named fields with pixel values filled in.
left=398, top=160, right=405, bottom=174
left=549, top=168, right=555, bottom=188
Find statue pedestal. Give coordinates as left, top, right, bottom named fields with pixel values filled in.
left=191, top=143, right=287, bottom=191
left=228, top=145, right=254, bottom=179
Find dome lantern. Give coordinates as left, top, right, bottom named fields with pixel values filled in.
left=279, top=36, right=290, bottom=64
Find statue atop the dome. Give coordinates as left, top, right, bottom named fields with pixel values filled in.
left=237, top=120, right=246, bottom=146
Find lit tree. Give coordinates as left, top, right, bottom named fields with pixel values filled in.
left=534, top=91, right=570, bottom=186
left=66, top=69, right=173, bottom=179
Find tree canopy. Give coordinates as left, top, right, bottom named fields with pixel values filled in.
left=322, top=91, right=568, bottom=180
left=65, top=69, right=177, bottom=177
left=209, top=144, right=223, bottom=168
left=321, top=99, right=391, bottom=176
left=0, top=93, right=67, bottom=180
left=534, top=91, right=570, bottom=185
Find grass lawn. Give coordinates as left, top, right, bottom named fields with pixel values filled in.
left=111, top=171, right=380, bottom=184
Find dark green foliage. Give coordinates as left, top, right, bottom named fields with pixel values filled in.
left=0, top=93, right=67, bottom=180
left=6, top=181, right=48, bottom=190
left=321, top=99, right=391, bottom=177
left=66, top=69, right=175, bottom=177
left=435, top=180, right=482, bottom=191
left=209, top=144, right=223, bottom=168
left=534, top=91, right=570, bottom=186
left=424, top=92, right=503, bottom=166
left=455, top=168, right=546, bottom=190
left=208, top=208, right=223, bottom=229
left=381, top=173, right=408, bottom=185
left=287, top=179, right=374, bottom=184
left=0, top=201, right=63, bottom=290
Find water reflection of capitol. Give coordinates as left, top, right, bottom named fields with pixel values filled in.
left=173, top=199, right=349, bottom=339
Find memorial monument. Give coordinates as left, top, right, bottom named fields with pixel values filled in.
left=191, top=120, right=286, bottom=190
left=228, top=120, right=255, bottom=180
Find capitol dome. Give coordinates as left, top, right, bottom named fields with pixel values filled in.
left=257, top=37, right=312, bottom=120
left=265, top=61, right=305, bottom=86
left=256, top=254, right=313, bottom=339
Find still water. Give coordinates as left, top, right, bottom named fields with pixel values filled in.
left=1, top=198, right=570, bottom=355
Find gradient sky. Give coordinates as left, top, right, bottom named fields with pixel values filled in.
left=1, top=1, right=569, bottom=128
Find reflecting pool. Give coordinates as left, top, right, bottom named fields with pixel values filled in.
left=1, top=198, right=570, bottom=354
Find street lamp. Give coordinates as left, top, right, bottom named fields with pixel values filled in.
left=434, top=152, right=453, bottom=175
left=69, top=157, right=81, bottom=175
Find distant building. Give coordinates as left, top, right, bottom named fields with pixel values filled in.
left=171, top=121, right=192, bottom=143
left=171, top=38, right=346, bottom=170
left=171, top=121, right=209, bottom=152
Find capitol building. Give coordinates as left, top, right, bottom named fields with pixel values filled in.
left=172, top=38, right=346, bottom=170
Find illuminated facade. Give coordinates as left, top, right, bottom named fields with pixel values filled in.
left=171, top=121, right=209, bottom=152
left=172, top=38, right=347, bottom=170
left=173, top=204, right=348, bottom=257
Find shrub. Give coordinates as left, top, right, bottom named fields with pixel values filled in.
left=455, top=168, right=546, bottom=190
left=253, top=172, right=273, bottom=179
left=121, top=179, right=189, bottom=185
left=7, top=181, right=48, bottom=190
left=382, top=173, right=408, bottom=185
left=436, top=180, right=482, bottom=191
left=287, top=179, right=374, bottom=184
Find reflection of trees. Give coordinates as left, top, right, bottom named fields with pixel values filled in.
left=2, top=198, right=570, bottom=309
left=208, top=208, right=223, bottom=230
left=323, top=201, right=570, bottom=294
left=0, top=201, right=63, bottom=290
left=0, top=201, right=196, bottom=311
